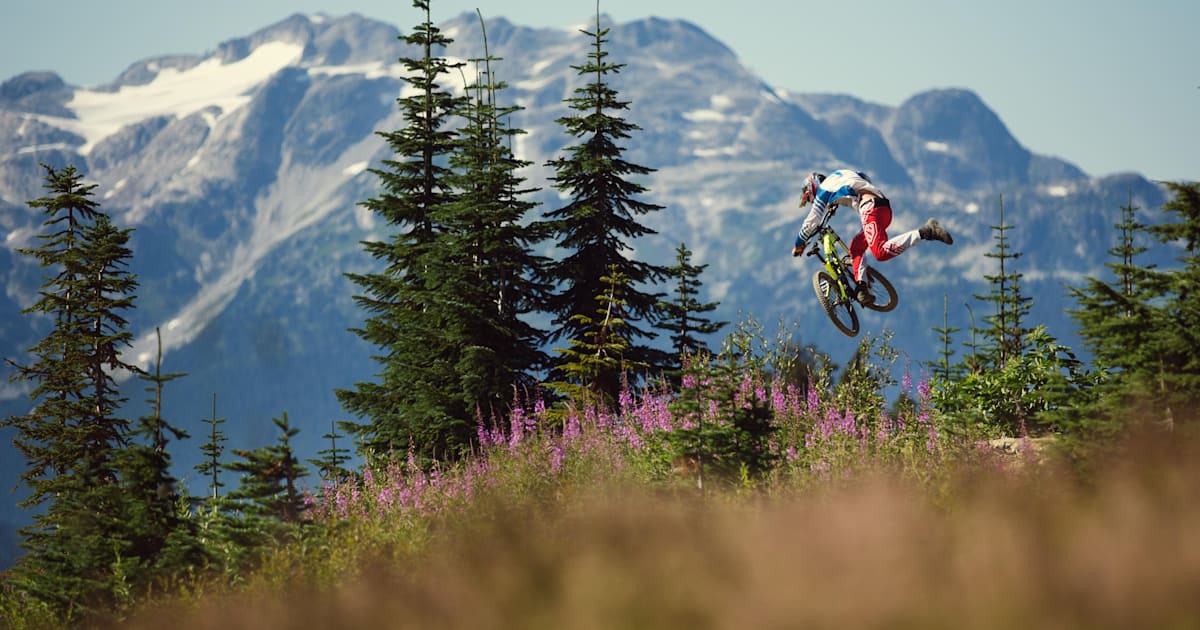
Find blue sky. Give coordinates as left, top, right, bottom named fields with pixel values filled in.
left=1, top=0, right=1196, bottom=182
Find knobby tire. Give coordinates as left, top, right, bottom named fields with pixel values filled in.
left=812, top=269, right=859, bottom=337
left=861, top=267, right=899, bottom=313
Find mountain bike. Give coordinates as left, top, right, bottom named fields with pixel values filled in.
left=804, top=206, right=898, bottom=337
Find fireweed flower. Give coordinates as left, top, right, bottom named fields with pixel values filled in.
left=509, top=406, right=525, bottom=449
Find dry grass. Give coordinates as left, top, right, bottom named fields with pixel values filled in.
left=122, top=436, right=1200, bottom=630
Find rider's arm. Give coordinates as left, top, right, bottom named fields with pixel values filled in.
left=794, top=187, right=837, bottom=250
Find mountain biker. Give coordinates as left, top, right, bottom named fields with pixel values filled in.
left=791, top=169, right=954, bottom=304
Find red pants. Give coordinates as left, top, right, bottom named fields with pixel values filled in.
left=849, top=196, right=900, bottom=282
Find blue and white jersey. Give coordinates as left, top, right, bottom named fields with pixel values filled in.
left=798, top=169, right=884, bottom=242
left=812, top=169, right=883, bottom=213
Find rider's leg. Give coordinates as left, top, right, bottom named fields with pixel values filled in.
left=873, top=222, right=939, bottom=262
left=852, top=195, right=894, bottom=283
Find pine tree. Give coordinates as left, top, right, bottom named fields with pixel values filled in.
left=655, top=242, right=726, bottom=381
left=1066, top=195, right=1153, bottom=423
left=338, top=0, right=468, bottom=462
left=541, top=9, right=670, bottom=400
left=1070, top=182, right=1200, bottom=430
left=2, top=166, right=141, bottom=619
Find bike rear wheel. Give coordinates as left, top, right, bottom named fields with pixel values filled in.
left=813, top=269, right=859, bottom=337
left=861, top=267, right=899, bottom=313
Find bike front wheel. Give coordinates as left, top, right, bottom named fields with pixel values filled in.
left=813, top=269, right=859, bottom=337
left=861, top=267, right=899, bottom=313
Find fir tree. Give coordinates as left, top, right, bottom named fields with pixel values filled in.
left=655, top=242, right=726, bottom=381
left=220, top=412, right=310, bottom=570
left=972, top=195, right=1033, bottom=367
left=226, top=412, right=309, bottom=524
left=118, top=327, right=196, bottom=590
left=541, top=9, right=670, bottom=399
left=1070, top=182, right=1200, bottom=430
left=549, top=264, right=646, bottom=407
left=1125, top=181, right=1200, bottom=428
left=338, top=0, right=469, bottom=462
left=309, top=420, right=354, bottom=485
left=431, top=12, right=551, bottom=432
left=3, top=166, right=141, bottom=619
left=1066, top=195, right=1154, bottom=428
left=195, top=393, right=228, bottom=502
left=927, top=294, right=961, bottom=382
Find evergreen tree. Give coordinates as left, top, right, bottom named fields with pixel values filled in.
left=655, top=242, right=726, bottom=381
left=309, top=420, right=354, bottom=485
left=972, top=195, right=1033, bottom=367
left=432, top=12, right=551, bottom=430
left=195, top=393, right=228, bottom=502
left=1066, top=195, right=1154, bottom=429
left=1070, top=183, right=1200, bottom=431
left=1124, top=181, right=1200, bottom=428
left=937, top=197, right=1088, bottom=437
left=927, top=294, right=961, bottom=382
left=549, top=264, right=646, bottom=407
left=226, top=412, right=309, bottom=524
left=541, top=9, right=670, bottom=400
left=220, top=412, right=310, bottom=570
left=338, top=0, right=469, bottom=462
left=665, top=320, right=778, bottom=488
left=117, top=327, right=197, bottom=590
left=2, top=166, right=141, bottom=619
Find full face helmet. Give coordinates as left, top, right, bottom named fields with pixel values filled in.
left=800, top=171, right=826, bottom=206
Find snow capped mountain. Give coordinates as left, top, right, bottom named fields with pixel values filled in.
left=0, top=12, right=1172, bottom=554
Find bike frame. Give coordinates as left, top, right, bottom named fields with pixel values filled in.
left=808, top=207, right=856, bottom=302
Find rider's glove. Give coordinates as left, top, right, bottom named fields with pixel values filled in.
left=792, top=233, right=807, bottom=257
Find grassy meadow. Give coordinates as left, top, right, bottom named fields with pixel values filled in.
left=100, top=374, right=1200, bottom=630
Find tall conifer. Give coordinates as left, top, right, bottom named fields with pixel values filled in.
left=655, top=242, right=725, bottom=381
left=972, top=195, right=1033, bottom=367
left=433, top=12, right=550, bottom=431
left=3, top=166, right=141, bottom=619
left=338, top=0, right=468, bottom=462
left=541, top=8, right=670, bottom=401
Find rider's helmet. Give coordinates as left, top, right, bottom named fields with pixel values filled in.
left=800, top=171, right=825, bottom=206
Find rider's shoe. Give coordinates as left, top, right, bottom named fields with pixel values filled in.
left=855, top=282, right=874, bottom=306
left=919, top=218, right=954, bottom=244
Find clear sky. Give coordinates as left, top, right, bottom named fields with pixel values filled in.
left=1, top=0, right=1196, bottom=182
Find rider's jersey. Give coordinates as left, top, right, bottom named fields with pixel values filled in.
left=798, top=169, right=885, bottom=242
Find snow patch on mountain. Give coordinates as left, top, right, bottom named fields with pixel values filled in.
left=37, top=42, right=304, bottom=154
left=309, top=62, right=406, bottom=81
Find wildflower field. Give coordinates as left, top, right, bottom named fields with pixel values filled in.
left=106, top=365, right=1200, bottom=630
